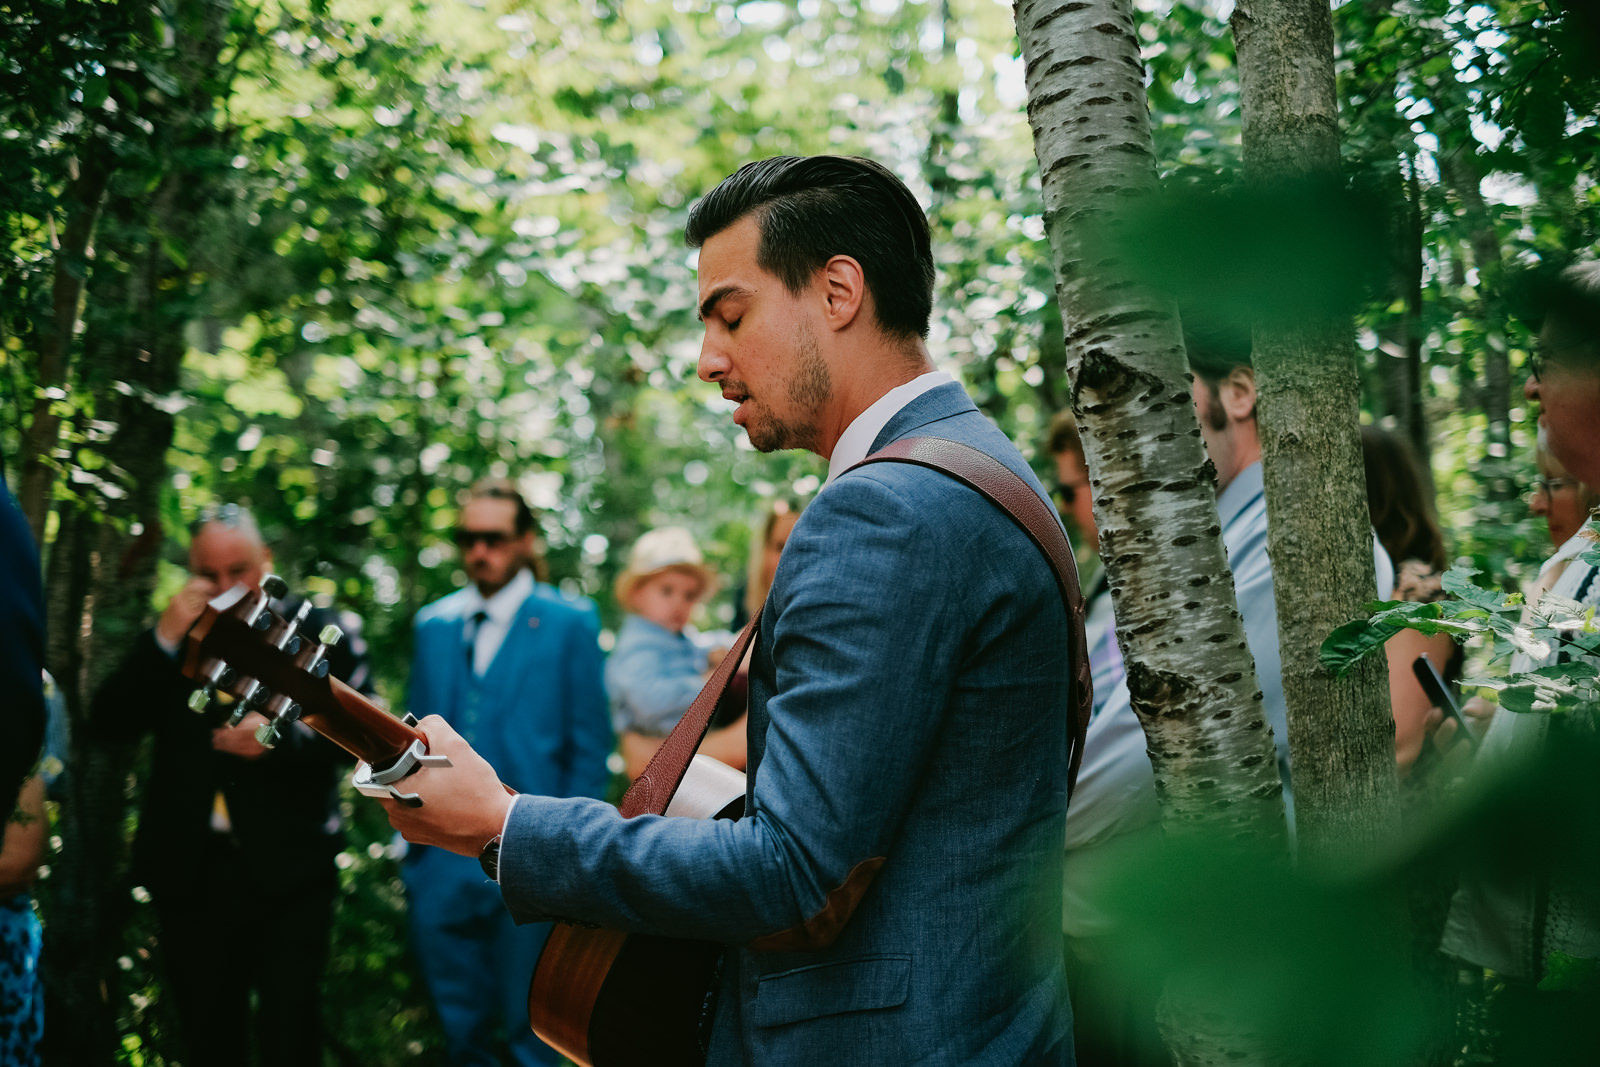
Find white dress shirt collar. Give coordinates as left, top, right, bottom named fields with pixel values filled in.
left=824, top=371, right=955, bottom=487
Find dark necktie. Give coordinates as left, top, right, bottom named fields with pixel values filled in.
left=465, top=610, right=488, bottom=674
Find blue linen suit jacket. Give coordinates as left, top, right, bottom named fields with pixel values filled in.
left=406, top=580, right=613, bottom=896
left=501, top=384, right=1075, bottom=1065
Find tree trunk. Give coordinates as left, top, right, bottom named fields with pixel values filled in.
left=18, top=150, right=115, bottom=544
left=1015, top=0, right=1286, bottom=847
left=1016, top=4, right=1292, bottom=1061
left=1230, top=0, right=1400, bottom=866
left=1378, top=159, right=1429, bottom=474
left=1440, top=150, right=1514, bottom=500
left=40, top=2, right=235, bottom=1060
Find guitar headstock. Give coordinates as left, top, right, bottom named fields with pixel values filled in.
left=182, top=575, right=420, bottom=768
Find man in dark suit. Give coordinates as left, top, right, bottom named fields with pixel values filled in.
left=382, top=156, right=1080, bottom=1065
left=90, top=505, right=370, bottom=1067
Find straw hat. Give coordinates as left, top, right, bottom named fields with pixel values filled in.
left=615, top=526, right=718, bottom=605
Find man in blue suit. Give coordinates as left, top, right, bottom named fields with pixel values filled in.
left=386, top=157, right=1078, bottom=1065
left=404, top=478, right=612, bottom=1067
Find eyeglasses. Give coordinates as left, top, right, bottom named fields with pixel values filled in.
left=453, top=528, right=512, bottom=549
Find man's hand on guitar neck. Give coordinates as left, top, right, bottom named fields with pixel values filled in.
left=377, top=715, right=517, bottom=858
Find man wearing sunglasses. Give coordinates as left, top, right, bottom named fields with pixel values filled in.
left=403, top=478, right=611, bottom=1067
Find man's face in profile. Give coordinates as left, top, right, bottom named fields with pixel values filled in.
left=1528, top=315, right=1600, bottom=488
left=695, top=215, right=833, bottom=455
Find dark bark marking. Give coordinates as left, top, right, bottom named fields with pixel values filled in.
left=1084, top=96, right=1115, bottom=106
left=1216, top=672, right=1242, bottom=684
left=1093, top=22, right=1124, bottom=35
left=1172, top=534, right=1198, bottom=546
left=1207, top=633, right=1229, bottom=643
left=1187, top=575, right=1211, bottom=587
left=1042, top=154, right=1090, bottom=181
left=1240, top=753, right=1264, bottom=766
left=1030, top=88, right=1074, bottom=111
left=1032, top=1, right=1093, bottom=31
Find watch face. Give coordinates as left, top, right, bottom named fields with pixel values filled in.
left=478, top=835, right=502, bottom=882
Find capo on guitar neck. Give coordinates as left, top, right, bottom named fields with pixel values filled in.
left=352, top=714, right=454, bottom=807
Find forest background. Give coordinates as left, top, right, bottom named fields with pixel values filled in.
left=2, top=0, right=1596, bottom=1063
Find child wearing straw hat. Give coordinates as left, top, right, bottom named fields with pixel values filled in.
left=607, top=527, right=747, bottom=779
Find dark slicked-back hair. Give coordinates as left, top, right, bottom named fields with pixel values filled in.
left=1183, top=314, right=1255, bottom=386
left=685, top=155, right=935, bottom=340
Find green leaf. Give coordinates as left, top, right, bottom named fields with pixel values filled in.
left=1498, top=684, right=1547, bottom=715
left=1319, top=618, right=1397, bottom=676
left=1441, top=565, right=1512, bottom=612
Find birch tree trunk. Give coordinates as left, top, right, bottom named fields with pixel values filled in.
left=1015, top=4, right=1293, bottom=1060
left=1231, top=0, right=1401, bottom=866
left=1015, top=0, right=1286, bottom=848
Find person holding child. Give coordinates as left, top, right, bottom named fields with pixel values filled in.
left=607, top=526, right=748, bottom=779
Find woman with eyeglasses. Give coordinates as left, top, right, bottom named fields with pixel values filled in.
left=1528, top=436, right=1600, bottom=552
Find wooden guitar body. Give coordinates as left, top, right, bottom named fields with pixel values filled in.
left=527, top=755, right=746, bottom=1067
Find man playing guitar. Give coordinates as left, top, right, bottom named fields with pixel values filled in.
left=380, top=156, right=1084, bottom=1066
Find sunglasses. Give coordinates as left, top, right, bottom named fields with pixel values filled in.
left=453, top=528, right=513, bottom=549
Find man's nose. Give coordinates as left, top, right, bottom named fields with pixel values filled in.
left=1524, top=375, right=1540, bottom=402
left=698, top=336, right=727, bottom=383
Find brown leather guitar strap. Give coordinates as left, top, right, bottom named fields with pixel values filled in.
left=619, top=608, right=761, bottom=818
left=618, top=434, right=1092, bottom=820
left=854, top=436, right=1091, bottom=796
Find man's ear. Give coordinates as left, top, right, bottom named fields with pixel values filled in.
left=818, top=254, right=866, bottom=332
left=1221, top=366, right=1257, bottom=421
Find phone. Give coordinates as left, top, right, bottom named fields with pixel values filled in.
left=1412, top=652, right=1478, bottom=749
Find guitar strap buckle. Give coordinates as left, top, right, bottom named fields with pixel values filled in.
left=351, top=714, right=453, bottom=807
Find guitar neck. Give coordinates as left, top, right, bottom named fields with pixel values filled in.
left=184, top=590, right=421, bottom=773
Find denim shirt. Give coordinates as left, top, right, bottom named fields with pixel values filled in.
left=605, top=615, right=709, bottom=737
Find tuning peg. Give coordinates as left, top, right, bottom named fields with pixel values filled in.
left=265, top=693, right=302, bottom=726
left=187, top=687, right=214, bottom=713
left=318, top=624, right=344, bottom=648
left=254, top=721, right=280, bottom=749
left=262, top=574, right=290, bottom=599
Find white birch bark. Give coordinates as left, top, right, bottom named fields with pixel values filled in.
left=1014, top=0, right=1286, bottom=842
